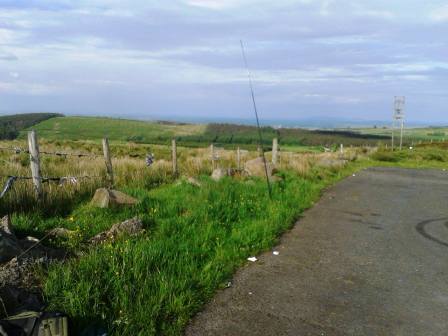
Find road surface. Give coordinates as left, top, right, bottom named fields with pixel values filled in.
left=185, top=167, right=448, bottom=336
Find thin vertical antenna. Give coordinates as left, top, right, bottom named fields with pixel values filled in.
left=240, top=40, right=272, bottom=199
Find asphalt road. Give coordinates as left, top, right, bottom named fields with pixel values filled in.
left=185, top=167, right=448, bottom=336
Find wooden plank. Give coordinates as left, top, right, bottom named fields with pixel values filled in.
left=27, top=130, right=42, bottom=199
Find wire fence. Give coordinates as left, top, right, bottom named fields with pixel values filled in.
left=0, top=145, right=99, bottom=158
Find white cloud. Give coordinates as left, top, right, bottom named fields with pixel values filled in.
left=430, top=5, right=448, bottom=22
left=355, top=9, right=395, bottom=19
left=0, top=81, right=62, bottom=95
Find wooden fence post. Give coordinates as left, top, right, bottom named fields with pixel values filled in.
left=272, top=138, right=278, bottom=165
left=236, top=146, right=241, bottom=170
left=27, top=130, right=42, bottom=199
left=210, top=144, right=216, bottom=170
left=172, top=139, right=177, bottom=175
left=340, top=143, right=344, bottom=154
left=102, top=138, right=114, bottom=187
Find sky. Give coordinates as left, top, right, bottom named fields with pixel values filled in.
left=0, top=0, right=447, bottom=124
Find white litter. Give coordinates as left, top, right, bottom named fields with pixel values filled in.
left=248, top=292, right=253, bottom=295
left=247, top=257, right=257, bottom=262
left=352, top=174, right=356, bottom=177
left=273, top=251, right=279, bottom=256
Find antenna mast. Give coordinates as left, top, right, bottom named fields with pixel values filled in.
left=392, top=96, right=405, bottom=150
left=240, top=40, right=272, bottom=199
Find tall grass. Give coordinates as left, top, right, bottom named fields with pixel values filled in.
left=43, top=172, right=341, bottom=335
left=0, top=138, right=369, bottom=335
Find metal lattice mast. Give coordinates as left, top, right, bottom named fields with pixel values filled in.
left=393, top=96, right=405, bottom=150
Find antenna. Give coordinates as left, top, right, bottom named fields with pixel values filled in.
left=392, top=96, right=405, bottom=150
left=240, top=40, right=272, bottom=199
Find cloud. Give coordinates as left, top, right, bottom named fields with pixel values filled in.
left=430, top=4, right=448, bottom=22
left=0, top=0, right=446, bottom=122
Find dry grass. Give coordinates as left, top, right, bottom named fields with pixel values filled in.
left=0, top=138, right=361, bottom=216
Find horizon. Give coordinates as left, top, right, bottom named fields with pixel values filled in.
left=0, top=1, right=447, bottom=123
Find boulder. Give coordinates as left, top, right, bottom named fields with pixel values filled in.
left=91, top=188, right=138, bottom=208
left=0, top=216, right=22, bottom=264
left=316, top=157, right=347, bottom=168
left=211, top=168, right=228, bottom=181
left=90, top=217, right=143, bottom=245
left=48, top=227, right=75, bottom=239
left=186, top=177, right=201, bottom=187
left=244, top=157, right=274, bottom=179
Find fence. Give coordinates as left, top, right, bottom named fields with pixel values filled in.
left=0, top=131, right=283, bottom=200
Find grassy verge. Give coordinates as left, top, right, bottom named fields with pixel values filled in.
left=4, top=143, right=446, bottom=335
left=27, top=163, right=360, bottom=335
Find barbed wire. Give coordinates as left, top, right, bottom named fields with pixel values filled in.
left=0, top=174, right=103, bottom=198
left=0, top=146, right=100, bottom=158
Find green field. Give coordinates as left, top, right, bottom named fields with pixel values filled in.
left=24, top=116, right=205, bottom=144
left=23, top=116, right=389, bottom=150
left=355, top=126, right=448, bottom=143
left=0, top=112, right=62, bottom=140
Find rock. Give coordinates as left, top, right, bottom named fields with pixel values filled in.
left=90, top=217, right=143, bottom=245
left=316, top=157, right=347, bottom=168
left=244, top=157, right=274, bottom=179
left=91, top=188, right=138, bottom=208
left=211, top=168, right=228, bottom=181
left=0, top=215, right=14, bottom=235
left=186, top=177, right=201, bottom=187
left=211, top=168, right=241, bottom=181
left=48, top=227, right=75, bottom=239
left=0, top=216, right=22, bottom=264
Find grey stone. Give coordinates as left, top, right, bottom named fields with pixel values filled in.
left=91, top=188, right=138, bottom=208
left=90, top=217, right=143, bottom=245
left=244, top=157, right=274, bottom=179
left=0, top=216, right=22, bottom=264
left=211, top=168, right=228, bottom=181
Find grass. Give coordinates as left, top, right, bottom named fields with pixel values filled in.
left=355, top=126, right=448, bottom=143
left=19, top=115, right=388, bottom=149
left=370, top=144, right=448, bottom=169
left=40, top=167, right=358, bottom=335
left=1, top=135, right=446, bottom=335
left=22, top=117, right=205, bottom=144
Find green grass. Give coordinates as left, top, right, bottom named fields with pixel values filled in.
left=4, top=129, right=447, bottom=335
left=22, top=117, right=205, bottom=144
left=21, top=116, right=387, bottom=149
left=370, top=145, right=448, bottom=169
left=13, top=165, right=356, bottom=335
left=0, top=112, right=62, bottom=140
left=355, top=126, right=448, bottom=143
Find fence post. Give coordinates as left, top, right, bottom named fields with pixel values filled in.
left=272, top=138, right=278, bottom=165
left=210, top=144, right=216, bottom=170
left=27, top=130, right=42, bottom=199
left=102, top=138, right=114, bottom=187
left=172, top=139, right=177, bottom=175
left=340, top=143, right=344, bottom=154
left=236, top=146, right=241, bottom=170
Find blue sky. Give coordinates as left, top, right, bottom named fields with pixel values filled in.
left=0, top=0, right=447, bottom=124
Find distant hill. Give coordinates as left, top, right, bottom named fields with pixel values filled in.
left=0, top=113, right=63, bottom=140
left=24, top=116, right=389, bottom=148
left=180, top=123, right=389, bottom=147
